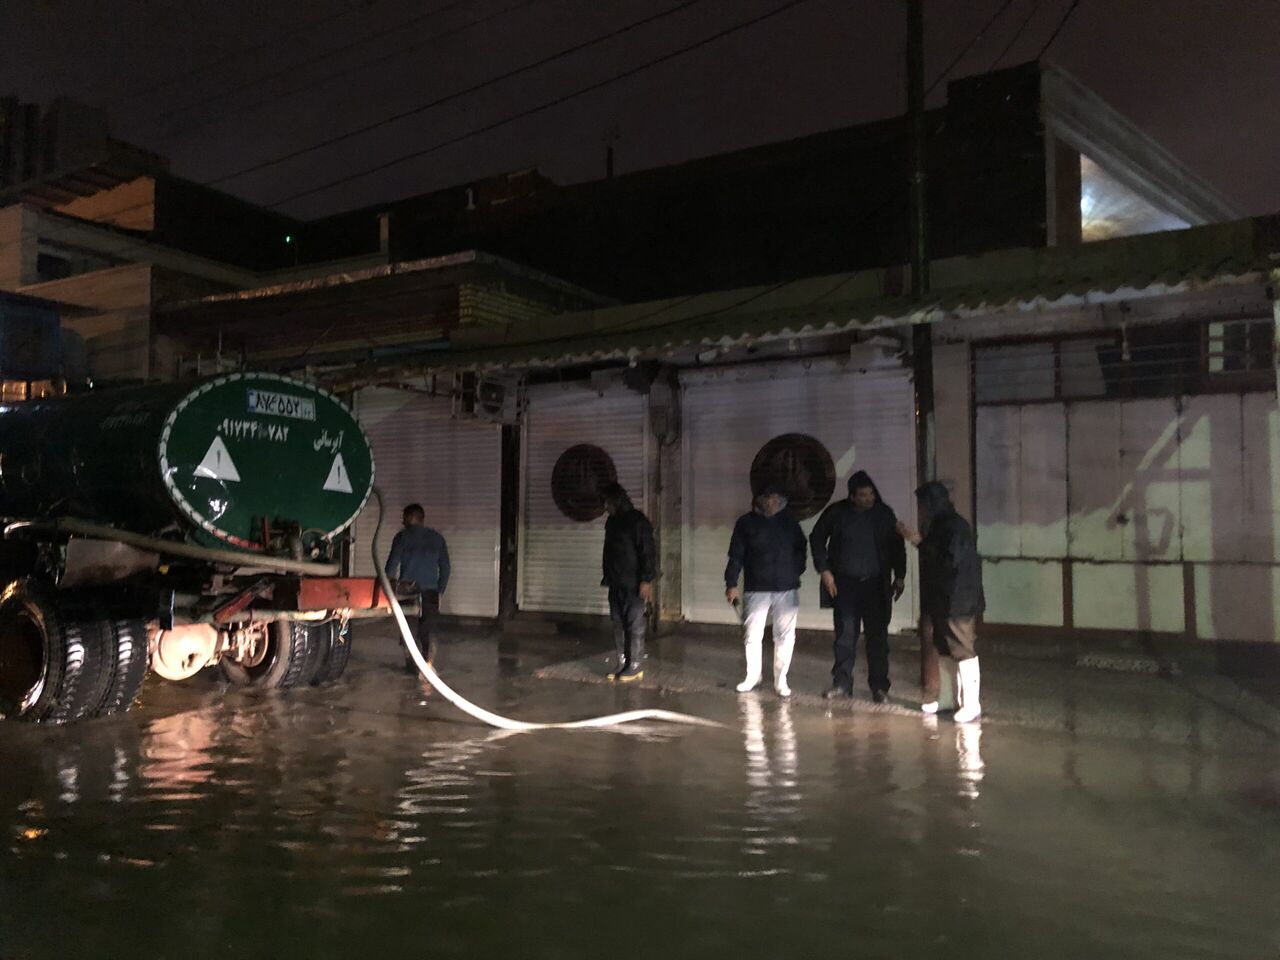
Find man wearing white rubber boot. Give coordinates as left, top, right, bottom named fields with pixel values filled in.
left=725, top=485, right=807, bottom=697
left=899, top=482, right=985, bottom=722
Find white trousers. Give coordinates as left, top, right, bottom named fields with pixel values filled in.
left=742, top=589, right=800, bottom=686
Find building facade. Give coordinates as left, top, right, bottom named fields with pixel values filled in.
left=4, top=64, right=1273, bottom=647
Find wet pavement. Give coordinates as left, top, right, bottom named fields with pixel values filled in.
left=2, top=623, right=1278, bottom=959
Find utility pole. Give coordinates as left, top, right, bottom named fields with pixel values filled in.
left=907, top=0, right=939, bottom=699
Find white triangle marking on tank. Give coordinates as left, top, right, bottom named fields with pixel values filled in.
left=196, top=436, right=241, bottom=482
left=323, top=453, right=352, bottom=493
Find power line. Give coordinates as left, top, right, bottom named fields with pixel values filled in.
left=990, top=0, right=1041, bottom=69
left=267, top=0, right=815, bottom=209
left=206, top=0, right=707, bottom=188
left=102, top=2, right=380, bottom=108
left=0, top=1, right=714, bottom=252
left=162, top=0, right=532, bottom=141
left=1037, top=0, right=1082, bottom=60
left=924, top=0, right=1017, bottom=96
left=0, top=0, right=813, bottom=271
left=156, top=0, right=488, bottom=134
left=0, top=102, right=930, bottom=278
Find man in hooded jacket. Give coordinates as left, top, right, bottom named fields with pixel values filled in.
left=809, top=470, right=906, bottom=701
left=600, top=483, right=657, bottom=683
left=899, top=481, right=985, bottom=722
left=725, top=484, right=807, bottom=697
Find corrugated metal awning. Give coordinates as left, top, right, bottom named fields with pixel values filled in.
left=324, top=215, right=1280, bottom=385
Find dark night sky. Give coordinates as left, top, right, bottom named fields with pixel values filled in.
left=2, top=0, right=1278, bottom=221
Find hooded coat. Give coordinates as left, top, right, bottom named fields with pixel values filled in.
left=601, top=488, right=658, bottom=593
left=915, top=481, right=985, bottom=618
left=809, top=471, right=906, bottom=610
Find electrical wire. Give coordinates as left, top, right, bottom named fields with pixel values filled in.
left=158, top=0, right=517, bottom=136
left=162, top=0, right=533, bottom=140
left=206, top=0, right=709, bottom=187
left=0, top=0, right=765, bottom=255
left=924, top=0, right=1017, bottom=96
left=990, top=0, right=1041, bottom=69
left=1036, top=0, right=1082, bottom=60
left=102, top=2, right=382, bottom=108
left=267, top=0, right=814, bottom=208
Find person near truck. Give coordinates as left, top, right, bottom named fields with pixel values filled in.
left=724, top=483, right=807, bottom=698
left=898, top=481, right=985, bottom=722
left=809, top=470, right=906, bottom=702
left=385, top=503, right=450, bottom=672
left=600, top=483, right=656, bottom=683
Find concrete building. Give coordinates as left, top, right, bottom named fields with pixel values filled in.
left=155, top=216, right=1280, bottom=649
left=309, top=63, right=1238, bottom=302
left=0, top=98, right=600, bottom=384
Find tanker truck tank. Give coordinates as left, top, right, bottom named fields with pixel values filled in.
left=0, top=372, right=374, bottom=549
left=0, top=373, right=394, bottom=724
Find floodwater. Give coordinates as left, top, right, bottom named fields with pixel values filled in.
left=1, top=630, right=1278, bottom=960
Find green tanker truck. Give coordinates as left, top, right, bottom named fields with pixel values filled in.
left=0, top=372, right=393, bottom=723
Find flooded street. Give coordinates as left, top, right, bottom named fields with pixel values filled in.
left=2, top=627, right=1278, bottom=960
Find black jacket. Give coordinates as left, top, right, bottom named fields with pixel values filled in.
left=809, top=497, right=906, bottom=609
left=916, top=483, right=985, bottom=618
left=602, top=506, right=658, bottom=592
left=725, top=508, right=807, bottom=592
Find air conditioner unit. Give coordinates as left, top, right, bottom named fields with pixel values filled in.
left=475, top=374, right=523, bottom=424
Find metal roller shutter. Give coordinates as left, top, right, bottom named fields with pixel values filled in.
left=352, top=388, right=501, bottom=618
left=519, top=383, right=648, bottom=614
left=681, top=357, right=918, bottom=632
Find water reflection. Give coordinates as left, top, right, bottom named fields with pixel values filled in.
left=955, top=724, right=985, bottom=800
left=739, top=696, right=800, bottom=873
left=139, top=710, right=219, bottom=797
left=397, top=730, right=518, bottom=817
left=740, top=696, right=798, bottom=795
left=2, top=652, right=1277, bottom=960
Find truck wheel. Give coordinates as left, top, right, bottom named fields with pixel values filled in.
left=94, top=620, right=150, bottom=717
left=309, top=622, right=352, bottom=686
left=0, top=581, right=113, bottom=723
left=222, top=621, right=317, bottom=690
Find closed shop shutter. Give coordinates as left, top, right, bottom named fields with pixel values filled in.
left=977, top=392, right=1280, bottom=640
left=519, top=383, right=648, bottom=614
left=352, top=388, right=501, bottom=618
left=681, top=357, right=918, bottom=632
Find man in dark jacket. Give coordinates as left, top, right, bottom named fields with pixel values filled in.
left=385, top=503, right=451, bottom=672
left=899, top=481, right=985, bottom=722
left=600, top=483, right=657, bottom=683
left=809, top=470, right=906, bottom=701
left=725, top=484, right=807, bottom=697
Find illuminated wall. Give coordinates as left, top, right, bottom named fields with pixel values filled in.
left=1080, top=155, right=1190, bottom=242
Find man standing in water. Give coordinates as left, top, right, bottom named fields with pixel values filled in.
left=385, top=502, right=450, bottom=672
left=600, top=483, right=657, bottom=683
left=725, top=484, right=807, bottom=697
left=809, top=470, right=906, bottom=702
left=899, top=481, right=985, bottom=722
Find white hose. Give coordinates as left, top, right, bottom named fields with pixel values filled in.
left=370, top=488, right=720, bottom=731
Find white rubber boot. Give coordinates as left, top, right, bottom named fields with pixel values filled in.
left=922, top=657, right=958, bottom=714
left=952, top=657, right=982, bottom=723
left=737, top=640, right=762, bottom=693
left=773, top=634, right=795, bottom=698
